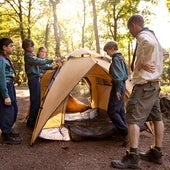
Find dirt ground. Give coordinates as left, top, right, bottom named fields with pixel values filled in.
left=0, top=87, right=170, bottom=170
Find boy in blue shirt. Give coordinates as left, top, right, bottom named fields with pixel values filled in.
left=22, top=39, right=60, bottom=128
left=103, top=41, right=128, bottom=142
left=0, top=38, right=22, bottom=144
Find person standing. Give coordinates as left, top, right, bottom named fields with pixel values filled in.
left=22, top=39, right=59, bottom=128
left=0, top=38, right=22, bottom=144
left=103, top=41, right=128, bottom=142
left=111, top=14, right=167, bottom=169
left=37, top=46, right=57, bottom=77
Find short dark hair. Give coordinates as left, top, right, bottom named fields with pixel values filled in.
left=103, top=41, right=118, bottom=51
left=0, top=38, right=13, bottom=51
left=22, top=39, right=34, bottom=51
left=127, top=14, right=144, bottom=28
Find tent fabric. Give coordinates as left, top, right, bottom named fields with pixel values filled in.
left=65, top=48, right=103, bottom=58
left=30, top=49, right=133, bottom=145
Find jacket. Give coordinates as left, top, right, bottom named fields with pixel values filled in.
left=24, top=52, right=53, bottom=79
left=109, top=52, right=128, bottom=92
left=0, top=53, right=15, bottom=99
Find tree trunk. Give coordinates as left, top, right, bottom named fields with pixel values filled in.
left=27, top=0, right=32, bottom=39
left=18, top=0, right=25, bottom=41
left=81, top=0, right=86, bottom=48
left=91, top=0, right=100, bottom=53
left=45, top=20, right=51, bottom=53
left=50, top=0, right=61, bottom=58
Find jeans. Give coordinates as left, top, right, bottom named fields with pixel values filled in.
left=0, top=82, right=18, bottom=134
left=107, top=83, right=128, bottom=137
left=27, top=77, right=40, bottom=125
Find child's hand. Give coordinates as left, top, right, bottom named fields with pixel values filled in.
left=116, top=92, right=122, bottom=101
left=4, top=97, right=11, bottom=105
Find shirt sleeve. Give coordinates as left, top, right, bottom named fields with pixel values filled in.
left=0, top=58, right=9, bottom=99
left=110, top=57, right=128, bottom=92
left=25, top=54, right=53, bottom=66
left=40, top=64, right=53, bottom=70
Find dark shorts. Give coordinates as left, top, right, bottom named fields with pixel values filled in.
left=126, top=81, right=162, bottom=125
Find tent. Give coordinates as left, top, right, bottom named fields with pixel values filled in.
left=30, top=49, right=133, bottom=145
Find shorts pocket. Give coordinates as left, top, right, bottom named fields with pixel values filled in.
left=126, top=98, right=138, bottom=113
left=142, top=86, right=155, bottom=99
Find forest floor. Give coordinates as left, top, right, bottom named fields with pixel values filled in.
left=0, top=87, right=169, bottom=170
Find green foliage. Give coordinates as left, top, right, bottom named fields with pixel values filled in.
left=166, top=0, right=170, bottom=12
left=161, top=57, right=170, bottom=85
left=0, top=0, right=168, bottom=86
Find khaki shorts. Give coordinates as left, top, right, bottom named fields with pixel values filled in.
left=126, top=81, right=162, bottom=125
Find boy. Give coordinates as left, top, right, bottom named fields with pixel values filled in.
left=103, top=40, right=128, bottom=142
left=22, top=39, right=60, bottom=128
left=0, top=38, right=22, bottom=144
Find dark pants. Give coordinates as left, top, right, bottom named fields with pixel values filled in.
left=107, top=83, right=128, bottom=137
left=27, top=77, right=40, bottom=125
left=0, top=82, right=18, bottom=134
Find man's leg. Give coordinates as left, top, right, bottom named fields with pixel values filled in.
left=111, top=123, right=140, bottom=169
left=139, top=93, right=164, bottom=165
left=128, top=124, right=140, bottom=148
left=153, top=121, right=164, bottom=147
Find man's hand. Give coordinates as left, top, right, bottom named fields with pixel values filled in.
left=4, top=97, right=11, bottom=105
left=116, top=92, right=122, bottom=101
left=140, top=63, right=156, bottom=73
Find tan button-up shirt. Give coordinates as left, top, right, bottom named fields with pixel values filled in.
left=132, top=30, right=169, bottom=85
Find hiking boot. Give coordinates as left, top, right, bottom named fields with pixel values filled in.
left=1, top=133, right=22, bottom=145
left=111, top=150, right=140, bottom=169
left=139, top=146, right=163, bottom=164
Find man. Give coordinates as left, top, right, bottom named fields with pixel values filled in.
left=103, top=41, right=128, bottom=142
left=111, top=14, right=168, bottom=169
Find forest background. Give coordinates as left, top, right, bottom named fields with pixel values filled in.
left=0, top=0, right=170, bottom=96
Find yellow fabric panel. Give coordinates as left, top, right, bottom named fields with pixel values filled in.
left=43, top=112, right=64, bottom=129
left=96, top=84, right=111, bottom=110
left=40, top=70, right=56, bottom=100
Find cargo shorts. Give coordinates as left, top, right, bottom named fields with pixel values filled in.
left=126, top=81, right=162, bottom=125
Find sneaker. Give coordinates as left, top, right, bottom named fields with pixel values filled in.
left=139, top=146, right=163, bottom=164
left=1, top=133, right=22, bottom=145
left=11, top=129, right=20, bottom=137
left=2, top=129, right=20, bottom=138
left=111, top=150, right=140, bottom=169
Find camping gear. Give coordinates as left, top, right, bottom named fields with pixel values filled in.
left=30, top=49, right=133, bottom=145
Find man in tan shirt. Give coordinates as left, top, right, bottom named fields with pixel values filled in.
left=111, top=14, right=169, bottom=169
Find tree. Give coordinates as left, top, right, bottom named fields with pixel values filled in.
left=101, top=0, right=141, bottom=41
left=81, top=0, right=86, bottom=48
left=0, top=0, right=49, bottom=41
left=50, top=0, right=61, bottom=58
left=91, top=0, right=100, bottom=53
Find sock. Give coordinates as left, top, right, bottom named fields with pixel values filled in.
left=154, top=146, right=161, bottom=151
left=130, top=147, right=138, bottom=154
